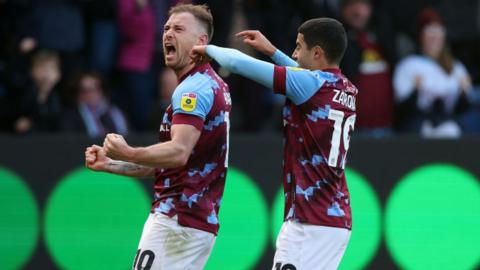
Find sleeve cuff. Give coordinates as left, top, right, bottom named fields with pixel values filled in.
left=271, top=50, right=284, bottom=63
left=172, top=113, right=204, bottom=131
left=273, top=66, right=287, bottom=95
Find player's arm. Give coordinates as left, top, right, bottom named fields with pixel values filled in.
left=271, top=50, right=299, bottom=67
left=85, top=145, right=155, bottom=177
left=236, top=30, right=298, bottom=67
left=103, top=83, right=212, bottom=168
left=194, top=45, right=327, bottom=105
left=103, top=124, right=201, bottom=168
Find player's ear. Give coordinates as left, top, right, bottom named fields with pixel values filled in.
left=313, top=46, right=324, bottom=60
left=198, top=34, right=208, bottom=46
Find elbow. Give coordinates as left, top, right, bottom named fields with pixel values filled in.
left=169, top=145, right=190, bottom=168
left=171, top=154, right=189, bottom=168
left=219, top=49, right=242, bottom=74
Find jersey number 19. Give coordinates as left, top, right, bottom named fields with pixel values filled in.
left=327, top=109, right=355, bottom=168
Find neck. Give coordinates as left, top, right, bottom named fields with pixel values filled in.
left=174, top=62, right=196, bottom=80
left=313, top=61, right=338, bottom=71
left=423, top=50, right=440, bottom=60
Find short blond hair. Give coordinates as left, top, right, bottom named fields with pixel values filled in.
left=169, top=4, right=214, bottom=42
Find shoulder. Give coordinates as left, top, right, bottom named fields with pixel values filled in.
left=172, top=72, right=214, bottom=106
left=452, top=60, right=469, bottom=75
left=285, top=67, right=340, bottom=84
left=174, top=71, right=218, bottom=97
left=397, top=55, right=428, bottom=67
left=395, top=55, right=433, bottom=77
left=171, top=70, right=218, bottom=116
left=312, top=69, right=340, bottom=82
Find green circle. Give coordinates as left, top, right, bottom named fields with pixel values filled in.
left=271, top=168, right=382, bottom=270
left=385, top=164, right=480, bottom=270
left=44, top=168, right=151, bottom=270
left=0, top=167, right=40, bottom=270
left=205, top=168, right=269, bottom=270
left=338, top=168, right=382, bottom=270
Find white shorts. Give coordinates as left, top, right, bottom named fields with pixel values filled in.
left=132, top=213, right=216, bottom=270
left=272, top=221, right=351, bottom=270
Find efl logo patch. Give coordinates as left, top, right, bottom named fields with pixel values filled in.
left=181, top=93, right=197, bottom=112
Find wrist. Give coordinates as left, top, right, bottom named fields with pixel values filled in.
left=265, top=46, right=277, bottom=57
left=126, top=147, right=138, bottom=163
left=104, top=159, right=115, bottom=173
left=205, top=45, right=214, bottom=55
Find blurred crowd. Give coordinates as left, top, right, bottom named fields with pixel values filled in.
left=0, top=0, right=479, bottom=138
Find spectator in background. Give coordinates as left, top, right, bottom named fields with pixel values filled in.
left=84, top=0, right=118, bottom=79
left=0, top=0, right=28, bottom=132
left=117, top=0, right=156, bottom=131
left=61, top=71, right=128, bottom=138
left=199, top=0, right=233, bottom=47
left=227, top=0, right=282, bottom=131
left=0, top=0, right=12, bottom=131
left=393, top=8, right=475, bottom=138
left=340, top=0, right=394, bottom=137
left=295, top=0, right=342, bottom=20
left=0, top=0, right=8, bottom=77
left=18, top=0, right=85, bottom=85
left=13, top=50, right=62, bottom=134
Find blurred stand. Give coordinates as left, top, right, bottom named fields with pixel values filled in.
left=340, top=0, right=394, bottom=138
left=60, top=71, right=129, bottom=138
left=393, top=8, right=480, bottom=138
left=12, top=50, right=62, bottom=134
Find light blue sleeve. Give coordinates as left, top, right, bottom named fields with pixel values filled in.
left=171, top=74, right=214, bottom=120
left=206, top=45, right=274, bottom=89
left=205, top=45, right=335, bottom=105
left=284, top=68, right=336, bottom=105
left=271, top=50, right=299, bottom=67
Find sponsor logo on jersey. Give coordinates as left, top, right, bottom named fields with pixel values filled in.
left=181, top=93, right=197, bottom=112
left=287, top=67, right=306, bottom=71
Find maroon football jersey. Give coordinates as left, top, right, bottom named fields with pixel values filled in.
left=274, top=66, right=357, bottom=230
left=152, top=64, right=232, bottom=235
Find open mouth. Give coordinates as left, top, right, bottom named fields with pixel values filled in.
left=164, top=43, right=176, bottom=56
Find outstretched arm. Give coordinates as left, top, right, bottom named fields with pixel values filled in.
left=271, top=50, right=299, bottom=67
left=236, top=30, right=298, bottom=67
left=192, top=45, right=329, bottom=105
left=201, top=45, right=275, bottom=89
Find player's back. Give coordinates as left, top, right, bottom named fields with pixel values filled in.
left=280, top=67, right=357, bottom=230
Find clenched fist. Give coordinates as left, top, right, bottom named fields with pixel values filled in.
left=103, top=133, right=134, bottom=161
left=85, top=144, right=110, bottom=171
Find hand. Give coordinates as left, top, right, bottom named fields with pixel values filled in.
left=19, top=37, right=37, bottom=54
left=14, top=117, right=32, bottom=133
left=236, top=30, right=276, bottom=57
left=414, top=75, right=423, bottom=91
left=103, top=133, right=134, bottom=161
left=190, top=45, right=210, bottom=65
left=459, top=76, right=472, bottom=94
left=85, top=144, right=111, bottom=171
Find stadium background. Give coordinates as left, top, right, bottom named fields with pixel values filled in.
left=1, top=0, right=480, bottom=269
